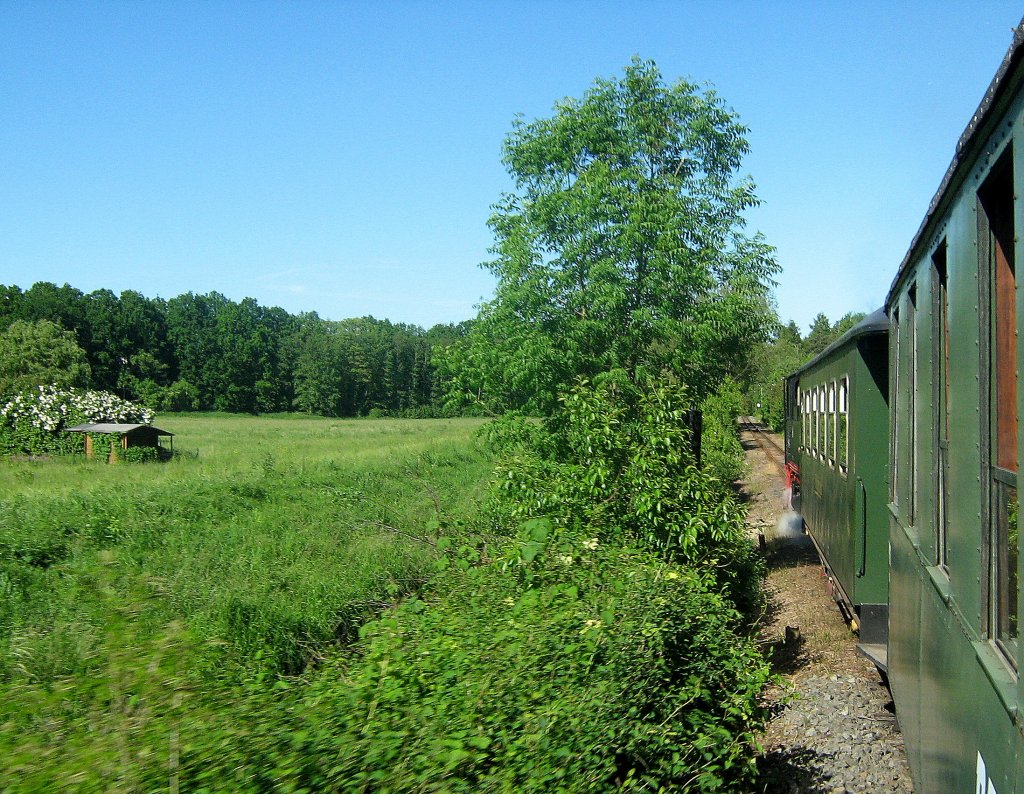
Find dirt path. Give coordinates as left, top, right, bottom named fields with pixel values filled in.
left=738, top=427, right=914, bottom=793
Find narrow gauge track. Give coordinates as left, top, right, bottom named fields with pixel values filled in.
left=738, top=417, right=786, bottom=475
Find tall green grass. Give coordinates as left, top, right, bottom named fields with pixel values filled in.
left=0, top=401, right=771, bottom=791
left=0, top=415, right=493, bottom=686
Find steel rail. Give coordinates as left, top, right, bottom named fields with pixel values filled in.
left=738, top=416, right=786, bottom=475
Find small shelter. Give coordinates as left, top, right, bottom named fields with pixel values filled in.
left=65, top=423, right=174, bottom=462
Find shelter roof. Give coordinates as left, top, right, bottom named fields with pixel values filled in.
left=65, top=423, right=173, bottom=436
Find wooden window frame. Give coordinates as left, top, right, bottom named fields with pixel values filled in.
left=932, top=239, right=950, bottom=572
left=977, top=146, right=1018, bottom=665
left=838, top=376, right=849, bottom=476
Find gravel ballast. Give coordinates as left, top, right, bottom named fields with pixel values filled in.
left=739, top=426, right=915, bottom=794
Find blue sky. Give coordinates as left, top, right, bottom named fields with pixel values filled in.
left=1, top=1, right=1021, bottom=335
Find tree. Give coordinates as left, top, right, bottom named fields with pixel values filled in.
left=0, top=284, right=24, bottom=331
left=291, top=317, right=347, bottom=417
left=166, top=291, right=229, bottom=410
left=779, top=320, right=801, bottom=347
left=0, top=319, right=91, bottom=397
left=831, top=310, right=867, bottom=339
left=800, top=311, right=866, bottom=361
left=442, top=59, right=778, bottom=414
left=802, top=313, right=834, bottom=360
left=743, top=322, right=804, bottom=430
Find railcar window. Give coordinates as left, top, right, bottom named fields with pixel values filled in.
left=798, top=393, right=806, bottom=452
left=800, top=393, right=805, bottom=451
left=803, top=391, right=808, bottom=452
left=827, top=383, right=836, bottom=467
left=816, top=386, right=823, bottom=458
left=803, top=392, right=809, bottom=452
left=804, top=392, right=811, bottom=453
left=838, top=377, right=848, bottom=475
left=811, top=388, right=818, bottom=457
left=979, top=149, right=1018, bottom=661
left=822, top=384, right=829, bottom=463
left=933, top=241, right=950, bottom=571
left=890, top=307, right=900, bottom=506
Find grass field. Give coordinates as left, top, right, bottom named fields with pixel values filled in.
left=0, top=414, right=493, bottom=682
left=0, top=405, right=774, bottom=791
left=0, top=415, right=495, bottom=788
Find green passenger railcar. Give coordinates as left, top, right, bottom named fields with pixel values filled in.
left=886, top=22, right=1024, bottom=794
left=784, top=311, right=890, bottom=664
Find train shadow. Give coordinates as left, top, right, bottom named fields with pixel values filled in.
left=763, top=626, right=808, bottom=676
left=756, top=512, right=821, bottom=676
left=756, top=747, right=836, bottom=793
left=763, top=512, right=819, bottom=569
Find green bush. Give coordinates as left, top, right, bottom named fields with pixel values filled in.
left=0, top=386, right=154, bottom=457
left=268, top=376, right=770, bottom=792
left=304, top=520, right=771, bottom=792
left=486, top=377, right=763, bottom=618
left=122, top=446, right=158, bottom=464
left=701, top=377, right=746, bottom=484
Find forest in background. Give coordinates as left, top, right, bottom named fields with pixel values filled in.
left=0, top=282, right=469, bottom=416
left=0, top=280, right=864, bottom=426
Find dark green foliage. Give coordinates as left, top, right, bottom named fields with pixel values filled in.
left=0, top=282, right=465, bottom=418
left=165, top=291, right=296, bottom=413
left=289, top=315, right=443, bottom=417
left=121, top=446, right=159, bottom=463
left=742, top=311, right=866, bottom=430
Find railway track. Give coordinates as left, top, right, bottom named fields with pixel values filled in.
left=738, top=416, right=786, bottom=475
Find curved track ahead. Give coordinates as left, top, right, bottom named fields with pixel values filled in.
left=738, top=416, right=786, bottom=475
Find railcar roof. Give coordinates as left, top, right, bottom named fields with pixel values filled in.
left=787, top=308, right=887, bottom=380
left=887, top=18, right=1024, bottom=305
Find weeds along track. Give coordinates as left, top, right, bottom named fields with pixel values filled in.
left=738, top=417, right=785, bottom=475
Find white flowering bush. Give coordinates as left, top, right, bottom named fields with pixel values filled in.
left=0, top=385, right=154, bottom=456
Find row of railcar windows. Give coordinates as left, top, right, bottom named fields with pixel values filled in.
left=796, top=377, right=849, bottom=475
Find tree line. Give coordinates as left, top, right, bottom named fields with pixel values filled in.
left=0, top=282, right=469, bottom=416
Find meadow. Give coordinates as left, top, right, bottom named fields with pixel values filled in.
left=0, top=414, right=494, bottom=788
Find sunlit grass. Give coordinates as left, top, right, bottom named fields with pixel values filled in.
left=0, top=415, right=494, bottom=683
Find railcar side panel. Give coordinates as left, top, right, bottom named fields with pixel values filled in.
left=945, top=194, right=984, bottom=632
left=786, top=313, right=890, bottom=648
left=887, top=518, right=923, bottom=778
left=886, top=54, right=1024, bottom=791
left=853, top=334, right=890, bottom=636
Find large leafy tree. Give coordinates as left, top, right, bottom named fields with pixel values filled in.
left=444, top=58, right=778, bottom=414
